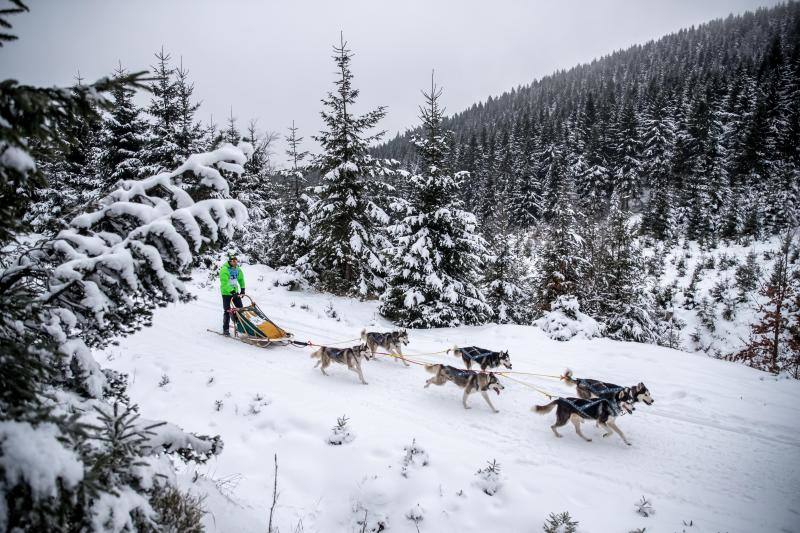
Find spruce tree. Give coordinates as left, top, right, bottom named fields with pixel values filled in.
left=613, top=97, right=642, bottom=211
left=237, top=119, right=278, bottom=263
left=640, top=90, right=676, bottom=239
left=173, top=58, right=204, bottom=159
left=25, top=72, right=104, bottom=232
left=597, top=198, right=660, bottom=343
left=509, top=113, right=542, bottom=228
left=381, top=74, right=491, bottom=327
left=299, top=35, right=395, bottom=296
left=99, top=63, right=148, bottom=186
left=536, top=173, right=585, bottom=312
left=482, top=203, right=533, bottom=324
left=577, top=93, right=611, bottom=217
left=140, top=47, right=181, bottom=176
left=274, top=121, right=312, bottom=269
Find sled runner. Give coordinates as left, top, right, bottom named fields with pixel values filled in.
left=212, top=295, right=298, bottom=347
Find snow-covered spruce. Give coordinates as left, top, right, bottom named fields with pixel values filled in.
left=271, top=121, right=313, bottom=273
left=595, top=198, right=661, bottom=344
left=231, top=116, right=281, bottom=265
left=400, top=438, right=429, bottom=478
left=542, top=511, right=579, bottom=533
left=327, top=414, right=355, bottom=445
left=482, top=206, right=534, bottom=324
left=634, top=495, right=655, bottom=517
left=1, top=70, right=250, bottom=530
left=381, top=75, right=492, bottom=327
left=474, top=459, right=502, bottom=496
left=297, top=35, right=397, bottom=297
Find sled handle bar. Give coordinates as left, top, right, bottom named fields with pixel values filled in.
left=228, top=293, right=255, bottom=310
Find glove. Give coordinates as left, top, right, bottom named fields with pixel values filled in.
left=240, top=288, right=245, bottom=296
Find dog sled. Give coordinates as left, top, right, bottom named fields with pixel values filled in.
left=209, top=295, right=301, bottom=347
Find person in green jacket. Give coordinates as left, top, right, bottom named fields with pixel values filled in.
left=220, top=251, right=245, bottom=336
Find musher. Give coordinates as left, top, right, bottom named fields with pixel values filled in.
left=220, top=250, right=245, bottom=336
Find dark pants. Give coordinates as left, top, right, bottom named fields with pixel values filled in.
left=222, top=294, right=243, bottom=333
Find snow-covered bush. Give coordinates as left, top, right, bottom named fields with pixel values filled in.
left=400, top=438, right=429, bottom=478
left=351, top=475, right=391, bottom=532
left=405, top=503, right=425, bottom=529
left=149, top=485, right=206, bottom=532
left=327, top=415, right=355, bottom=445
left=542, top=511, right=579, bottom=533
left=635, top=495, right=655, bottom=517
left=535, top=296, right=601, bottom=341
left=474, top=459, right=502, bottom=496
left=246, top=393, right=271, bottom=416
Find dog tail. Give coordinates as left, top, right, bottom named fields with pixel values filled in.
left=309, top=348, right=322, bottom=359
left=447, top=344, right=458, bottom=356
left=360, top=328, right=367, bottom=341
left=533, top=400, right=558, bottom=414
left=424, top=363, right=441, bottom=374
left=561, top=368, right=576, bottom=385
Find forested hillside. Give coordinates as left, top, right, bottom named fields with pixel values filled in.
left=376, top=3, right=800, bottom=242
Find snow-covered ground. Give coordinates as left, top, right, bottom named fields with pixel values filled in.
left=100, top=264, right=800, bottom=533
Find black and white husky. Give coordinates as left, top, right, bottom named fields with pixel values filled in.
left=562, top=369, right=654, bottom=410
left=534, top=397, right=633, bottom=445
left=310, top=344, right=370, bottom=385
left=424, top=364, right=504, bottom=413
left=360, top=329, right=410, bottom=366
left=450, top=345, right=512, bottom=371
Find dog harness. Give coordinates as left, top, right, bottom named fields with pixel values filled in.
left=562, top=397, right=622, bottom=418
left=459, top=346, right=497, bottom=363
left=577, top=378, right=624, bottom=396
left=444, top=366, right=474, bottom=381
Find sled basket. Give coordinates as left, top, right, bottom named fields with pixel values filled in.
left=229, top=295, right=292, bottom=343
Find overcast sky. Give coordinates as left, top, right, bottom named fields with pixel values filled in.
left=1, top=0, right=784, bottom=164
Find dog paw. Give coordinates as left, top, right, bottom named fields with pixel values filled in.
left=493, top=410, right=500, bottom=414
left=586, top=439, right=593, bottom=442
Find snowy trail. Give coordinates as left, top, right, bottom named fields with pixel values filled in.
left=101, top=266, right=800, bottom=533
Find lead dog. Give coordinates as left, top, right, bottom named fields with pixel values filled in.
left=533, top=397, right=633, bottom=445
left=360, top=329, right=410, bottom=366
left=449, top=345, right=512, bottom=371
left=561, top=369, right=654, bottom=411
left=310, top=344, right=370, bottom=385
left=424, top=364, right=504, bottom=413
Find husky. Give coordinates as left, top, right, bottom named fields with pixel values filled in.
left=424, top=364, right=504, bottom=413
left=360, top=329, right=410, bottom=366
left=310, top=344, right=370, bottom=385
left=449, top=345, right=512, bottom=371
left=561, top=369, right=654, bottom=410
left=533, top=397, right=633, bottom=445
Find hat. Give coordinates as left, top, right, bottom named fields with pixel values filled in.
left=227, top=249, right=238, bottom=261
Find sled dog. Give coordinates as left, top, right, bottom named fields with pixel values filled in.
left=533, top=397, right=633, bottom=445
left=561, top=369, right=654, bottom=410
left=450, top=345, right=512, bottom=371
left=310, top=344, right=370, bottom=385
left=424, top=364, right=504, bottom=413
left=360, top=329, right=410, bottom=366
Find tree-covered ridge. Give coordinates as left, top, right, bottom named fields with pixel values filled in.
left=375, top=2, right=800, bottom=241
